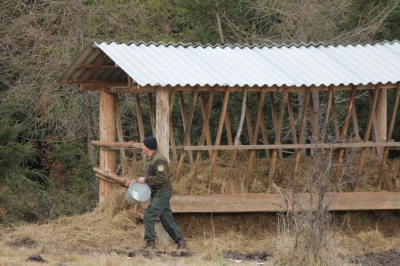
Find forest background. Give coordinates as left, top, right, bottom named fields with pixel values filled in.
left=1, top=0, right=400, bottom=226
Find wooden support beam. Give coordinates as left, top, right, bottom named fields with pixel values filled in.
left=148, top=92, right=156, bottom=136
left=268, top=92, right=282, bottom=158
left=321, top=87, right=334, bottom=141
left=245, top=89, right=266, bottom=190
left=335, top=86, right=356, bottom=184
left=176, top=90, right=199, bottom=180
left=208, top=89, right=231, bottom=191
left=156, top=90, right=170, bottom=163
left=115, top=98, right=127, bottom=174
left=378, top=85, right=400, bottom=189
left=245, top=98, right=254, bottom=142
left=351, top=106, right=361, bottom=140
left=99, top=91, right=117, bottom=202
left=375, top=87, right=387, bottom=158
left=354, top=88, right=379, bottom=191
left=191, top=90, right=216, bottom=188
left=267, top=91, right=288, bottom=191
left=330, top=96, right=341, bottom=141
left=222, top=91, right=233, bottom=146
left=163, top=192, right=400, bottom=213
left=169, top=89, right=178, bottom=162
left=134, top=93, right=145, bottom=142
left=178, top=91, right=194, bottom=166
left=81, top=55, right=109, bottom=83
left=294, top=88, right=311, bottom=178
left=97, top=83, right=397, bottom=94
left=287, top=93, right=297, bottom=145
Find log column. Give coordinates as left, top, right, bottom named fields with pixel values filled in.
left=99, top=90, right=117, bottom=202
left=156, top=90, right=170, bottom=162
left=155, top=89, right=170, bottom=245
left=375, top=88, right=387, bottom=158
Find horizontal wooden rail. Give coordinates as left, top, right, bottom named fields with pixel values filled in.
left=167, top=192, right=400, bottom=213
left=91, top=140, right=400, bottom=151
left=178, top=142, right=400, bottom=151
left=93, top=167, right=129, bottom=185
left=92, top=140, right=142, bottom=149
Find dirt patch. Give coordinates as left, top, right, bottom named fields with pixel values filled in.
left=350, top=249, right=400, bottom=266
left=7, top=236, right=37, bottom=249
left=127, top=249, right=192, bottom=259
left=223, top=250, right=272, bottom=263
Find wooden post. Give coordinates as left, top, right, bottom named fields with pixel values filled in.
left=99, top=90, right=117, bottom=202
left=375, top=88, right=387, bottom=158
left=156, top=90, right=170, bottom=162
left=155, top=89, right=170, bottom=245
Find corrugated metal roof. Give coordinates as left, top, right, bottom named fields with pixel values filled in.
left=58, top=40, right=400, bottom=88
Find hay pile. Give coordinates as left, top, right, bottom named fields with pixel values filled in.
left=2, top=152, right=399, bottom=259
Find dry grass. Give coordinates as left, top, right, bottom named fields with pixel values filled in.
left=1, top=154, right=400, bottom=265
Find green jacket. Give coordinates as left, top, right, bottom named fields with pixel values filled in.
left=144, top=150, right=172, bottom=191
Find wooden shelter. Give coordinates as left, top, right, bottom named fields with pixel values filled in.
left=59, top=41, right=400, bottom=212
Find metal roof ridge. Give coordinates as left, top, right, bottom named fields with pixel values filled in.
left=94, top=39, right=400, bottom=50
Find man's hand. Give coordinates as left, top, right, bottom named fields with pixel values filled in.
left=137, top=177, right=146, bottom=184
left=125, top=180, right=134, bottom=187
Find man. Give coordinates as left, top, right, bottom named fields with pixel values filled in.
left=125, top=136, right=187, bottom=250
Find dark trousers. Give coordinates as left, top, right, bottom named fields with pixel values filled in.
left=143, top=189, right=183, bottom=242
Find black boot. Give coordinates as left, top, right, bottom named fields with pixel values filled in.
left=145, top=240, right=155, bottom=249
left=176, top=239, right=187, bottom=249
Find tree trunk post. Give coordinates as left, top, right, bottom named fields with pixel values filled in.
left=375, top=88, right=387, bottom=158
left=155, top=89, right=170, bottom=245
left=99, top=90, right=117, bottom=202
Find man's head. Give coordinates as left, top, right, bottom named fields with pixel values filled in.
left=143, top=136, right=158, bottom=150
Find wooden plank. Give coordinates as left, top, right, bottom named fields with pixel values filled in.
left=166, top=192, right=400, bottom=213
